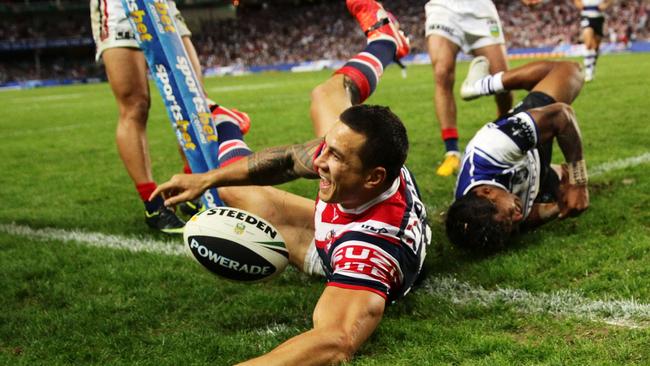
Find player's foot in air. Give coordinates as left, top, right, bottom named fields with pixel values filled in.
left=460, top=56, right=491, bottom=101
left=145, top=206, right=185, bottom=235
left=346, top=0, right=410, bottom=61
left=436, top=151, right=461, bottom=177
left=210, top=104, right=251, bottom=135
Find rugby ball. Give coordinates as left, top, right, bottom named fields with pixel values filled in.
left=184, top=207, right=289, bottom=282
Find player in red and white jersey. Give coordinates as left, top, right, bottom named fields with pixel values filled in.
left=313, top=162, right=428, bottom=302
left=152, top=2, right=430, bottom=363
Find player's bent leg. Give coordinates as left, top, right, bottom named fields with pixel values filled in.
left=467, top=61, right=583, bottom=105
left=529, top=61, right=584, bottom=104
left=472, top=44, right=512, bottom=116
left=310, top=75, right=353, bottom=137
left=218, top=186, right=315, bottom=269
left=428, top=35, right=461, bottom=176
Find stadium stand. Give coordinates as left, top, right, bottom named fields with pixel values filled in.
left=1, top=0, right=648, bottom=84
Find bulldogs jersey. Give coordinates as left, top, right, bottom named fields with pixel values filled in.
left=455, top=112, right=541, bottom=219
left=314, top=167, right=431, bottom=302
left=581, top=0, right=606, bottom=18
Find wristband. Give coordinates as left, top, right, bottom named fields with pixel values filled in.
left=568, top=160, right=588, bottom=185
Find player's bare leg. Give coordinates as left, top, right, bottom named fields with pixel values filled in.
left=427, top=35, right=461, bottom=176
left=218, top=186, right=316, bottom=269
left=104, top=48, right=152, bottom=186
left=472, top=43, right=513, bottom=117
left=310, top=0, right=409, bottom=137
left=462, top=60, right=584, bottom=105
left=582, top=27, right=600, bottom=82
left=310, top=75, right=353, bottom=137
left=103, top=47, right=185, bottom=233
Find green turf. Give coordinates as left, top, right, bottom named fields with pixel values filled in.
left=1, top=53, right=649, bottom=364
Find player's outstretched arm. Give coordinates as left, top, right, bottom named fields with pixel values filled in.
left=529, top=103, right=589, bottom=218
left=151, top=138, right=323, bottom=206
left=237, top=286, right=385, bottom=366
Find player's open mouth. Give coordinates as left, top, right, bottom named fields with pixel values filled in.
left=319, top=175, right=331, bottom=190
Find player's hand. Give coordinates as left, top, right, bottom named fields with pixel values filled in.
left=558, top=163, right=589, bottom=219
left=150, top=173, right=210, bottom=207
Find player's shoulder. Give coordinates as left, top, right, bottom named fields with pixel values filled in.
left=471, top=112, right=538, bottom=155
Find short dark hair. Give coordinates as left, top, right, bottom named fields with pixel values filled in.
left=445, top=191, right=510, bottom=252
left=339, top=105, right=408, bottom=182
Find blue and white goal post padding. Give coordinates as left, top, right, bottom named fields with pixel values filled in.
left=121, top=0, right=223, bottom=208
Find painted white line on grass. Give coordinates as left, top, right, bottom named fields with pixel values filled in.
left=2, top=222, right=649, bottom=328
left=0, top=222, right=186, bottom=257
left=591, top=152, right=650, bottom=177
left=422, top=276, right=650, bottom=328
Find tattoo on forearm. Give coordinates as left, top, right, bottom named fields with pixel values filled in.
left=247, top=138, right=322, bottom=185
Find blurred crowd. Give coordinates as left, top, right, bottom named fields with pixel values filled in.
left=1, top=0, right=648, bottom=83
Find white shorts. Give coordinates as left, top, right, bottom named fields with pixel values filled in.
left=90, top=0, right=191, bottom=61
left=424, top=0, right=505, bottom=53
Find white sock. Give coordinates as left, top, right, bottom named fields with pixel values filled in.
left=473, top=71, right=505, bottom=96
left=584, top=49, right=597, bottom=75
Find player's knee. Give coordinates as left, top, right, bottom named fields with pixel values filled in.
left=120, top=96, right=150, bottom=124
left=434, top=63, right=455, bottom=87
left=310, top=82, right=329, bottom=106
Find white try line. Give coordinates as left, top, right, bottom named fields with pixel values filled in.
left=1, top=221, right=649, bottom=328
left=590, top=152, right=650, bottom=177
left=0, top=222, right=186, bottom=258
left=422, top=276, right=650, bottom=329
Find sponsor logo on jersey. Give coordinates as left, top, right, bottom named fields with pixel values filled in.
left=428, top=23, right=456, bottom=36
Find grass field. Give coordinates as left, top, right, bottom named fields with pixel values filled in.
left=1, top=52, right=650, bottom=365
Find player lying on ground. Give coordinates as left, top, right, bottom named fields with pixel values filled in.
left=152, top=1, right=430, bottom=364
left=446, top=59, right=589, bottom=252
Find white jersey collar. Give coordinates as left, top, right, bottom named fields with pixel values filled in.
left=337, top=176, right=400, bottom=215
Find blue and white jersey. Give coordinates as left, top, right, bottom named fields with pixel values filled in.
left=581, top=0, right=605, bottom=18
left=455, top=112, right=541, bottom=219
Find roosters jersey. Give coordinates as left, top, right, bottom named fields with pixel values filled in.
left=313, top=167, right=431, bottom=302
left=455, top=111, right=541, bottom=219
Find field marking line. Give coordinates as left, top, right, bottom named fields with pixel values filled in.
left=422, top=276, right=650, bottom=329
left=2, top=221, right=649, bottom=328
left=0, top=222, right=186, bottom=258
left=590, top=152, right=650, bottom=177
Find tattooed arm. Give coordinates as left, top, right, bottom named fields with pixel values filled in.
left=151, top=139, right=323, bottom=206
